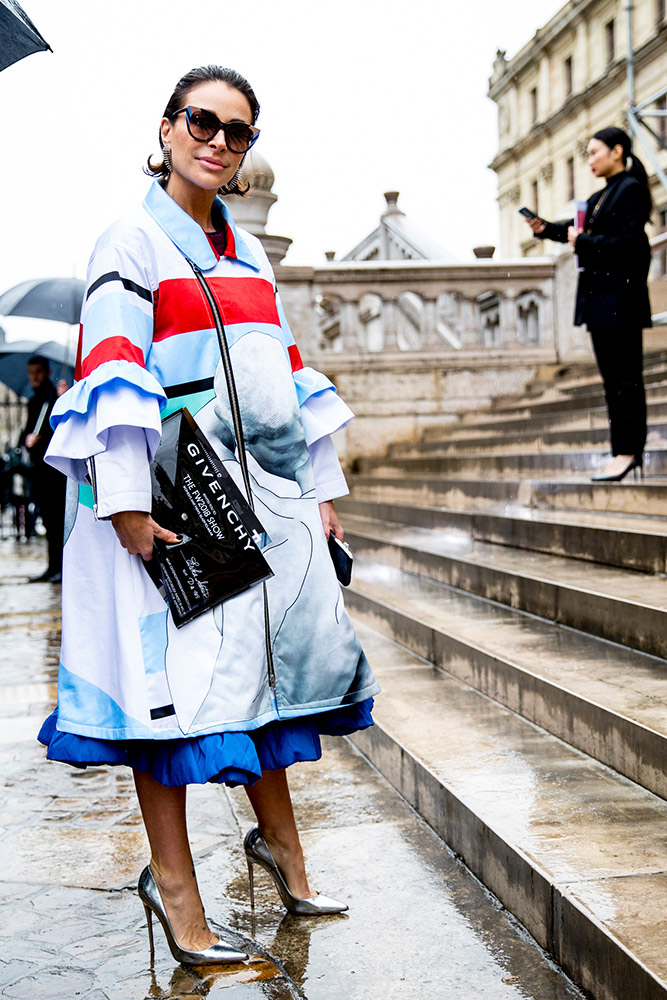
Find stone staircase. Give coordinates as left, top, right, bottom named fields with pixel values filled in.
left=341, top=349, right=667, bottom=1000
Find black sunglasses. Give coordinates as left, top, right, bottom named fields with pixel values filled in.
left=172, top=106, right=260, bottom=153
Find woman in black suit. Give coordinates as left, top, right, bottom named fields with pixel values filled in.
left=526, top=126, right=652, bottom=481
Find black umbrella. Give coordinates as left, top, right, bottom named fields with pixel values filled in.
left=0, top=340, right=76, bottom=398
left=0, top=0, right=52, bottom=72
left=0, top=277, right=85, bottom=326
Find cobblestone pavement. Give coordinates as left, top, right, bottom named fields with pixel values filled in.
left=0, top=538, right=585, bottom=999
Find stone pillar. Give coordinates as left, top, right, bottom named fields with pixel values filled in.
left=575, top=18, right=589, bottom=91
left=538, top=283, right=555, bottom=350
left=339, top=300, right=360, bottom=352
left=421, top=297, right=439, bottom=347
left=553, top=253, right=593, bottom=361
left=539, top=54, right=550, bottom=119
left=460, top=298, right=479, bottom=347
left=382, top=299, right=399, bottom=350
left=500, top=289, right=519, bottom=344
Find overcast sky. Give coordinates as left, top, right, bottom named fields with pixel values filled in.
left=1, top=0, right=563, bottom=326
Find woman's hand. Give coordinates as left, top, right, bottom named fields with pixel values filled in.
left=110, top=510, right=181, bottom=560
left=319, top=500, right=343, bottom=541
left=567, top=225, right=582, bottom=248
left=526, top=216, right=546, bottom=234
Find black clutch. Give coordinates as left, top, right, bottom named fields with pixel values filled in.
left=145, top=408, right=273, bottom=628
left=328, top=531, right=353, bottom=587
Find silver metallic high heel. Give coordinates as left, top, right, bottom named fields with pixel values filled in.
left=244, top=827, right=348, bottom=916
left=138, top=865, right=248, bottom=966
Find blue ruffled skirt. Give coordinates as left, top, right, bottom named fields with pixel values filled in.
left=38, top=699, right=374, bottom=787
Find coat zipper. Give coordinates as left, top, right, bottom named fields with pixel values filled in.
left=89, top=455, right=99, bottom=520
left=187, top=259, right=277, bottom=693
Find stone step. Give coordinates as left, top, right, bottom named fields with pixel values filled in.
left=388, top=422, right=667, bottom=457
left=356, top=448, right=667, bottom=478
left=342, top=513, right=667, bottom=658
left=487, top=379, right=667, bottom=418
left=421, top=397, right=667, bottom=441
left=347, top=572, right=667, bottom=796
left=348, top=474, right=667, bottom=516
left=498, top=357, right=667, bottom=412
left=338, top=497, right=667, bottom=573
left=350, top=620, right=667, bottom=1000
left=560, top=361, right=667, bottom=397
left=524, top=352, right=667, bottom=396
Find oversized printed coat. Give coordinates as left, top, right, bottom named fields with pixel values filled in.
left=46, top=180, right=379, bottom=743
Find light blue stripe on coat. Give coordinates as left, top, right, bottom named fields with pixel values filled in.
left=82, top=292, right=153, bottom=355
left=138, top=611, right=169, bottom=675
left=148, top=322, right=286, bottom=390
left=57, top=661, right=153, bottom=739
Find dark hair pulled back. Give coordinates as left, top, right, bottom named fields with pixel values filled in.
left=27, top=355, right=50, bottom=371
left=592, top=126, right=653, bottom=216
left=145, top=65, right=260, bottom=196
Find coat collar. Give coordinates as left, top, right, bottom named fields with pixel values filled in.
left=142, top=180, right=261, bottom=272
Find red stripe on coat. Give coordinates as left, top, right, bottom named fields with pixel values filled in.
left=224, top=221, right=237, bottom=258
left=80, top=336, right=145, bottom=378
left=288, top=344, right=304, bottom=372
left=153, top=276, right=279, bottom=342
left=74, top=324, right=83, bottom=380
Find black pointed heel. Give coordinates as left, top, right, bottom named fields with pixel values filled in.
left=591, top=456, right=643, bottom=483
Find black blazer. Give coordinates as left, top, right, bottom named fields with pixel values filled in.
left=537, top=171, right=652, bottom=330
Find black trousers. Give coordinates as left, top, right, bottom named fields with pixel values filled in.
left=589, top=325, right=647, bottom=458
left=32, top=466, right=67, bottom=574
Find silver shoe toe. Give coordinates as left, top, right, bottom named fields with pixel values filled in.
left=243, top=827, right=348, bottom=916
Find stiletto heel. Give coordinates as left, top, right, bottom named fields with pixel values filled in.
left=138, top=865, right=248, bottom=966
left=143, top=902, right=155, bottom=965
left=243, top=827, right=348, bottom=916
left=591, top=456, right=643, bottom=482
left=247, top=857, right=256, bottom=912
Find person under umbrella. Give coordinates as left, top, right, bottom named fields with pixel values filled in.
left=18, top=355, right=67, bottom=581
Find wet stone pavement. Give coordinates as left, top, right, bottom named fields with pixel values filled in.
left=0, top=537, right=585, bottom=999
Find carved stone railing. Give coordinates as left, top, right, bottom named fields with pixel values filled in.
left=274, top=256, right=590, bottom=460
left=275, top=258, right=573, bottom=361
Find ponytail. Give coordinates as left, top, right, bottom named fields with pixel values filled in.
left=627, top=149, right=651, bottom=189
left=592, top=126, right=653, bottom=219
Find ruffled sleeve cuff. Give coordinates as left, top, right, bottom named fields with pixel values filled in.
left=293, top=367, right=354, bottom=447
left=45, top=360, right=166, bottom=482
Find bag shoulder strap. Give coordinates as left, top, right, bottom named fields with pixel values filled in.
left=185, top=259, right=255, bottom=511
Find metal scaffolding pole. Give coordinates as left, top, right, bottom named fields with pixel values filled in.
left=625, top=0, right=667, bottom=192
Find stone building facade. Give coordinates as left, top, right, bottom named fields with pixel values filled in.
left=488, top=0, right=667, bottom=258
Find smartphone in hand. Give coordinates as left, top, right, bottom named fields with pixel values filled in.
left=518, top=206, right=538, bottom=219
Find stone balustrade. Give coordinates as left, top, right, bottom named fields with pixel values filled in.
left=276, top=258, right=570, bottom=361
left=274, top=256, right=594, bottom=460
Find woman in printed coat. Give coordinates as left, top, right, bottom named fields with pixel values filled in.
left=39, top=65, right=379, bottom=965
